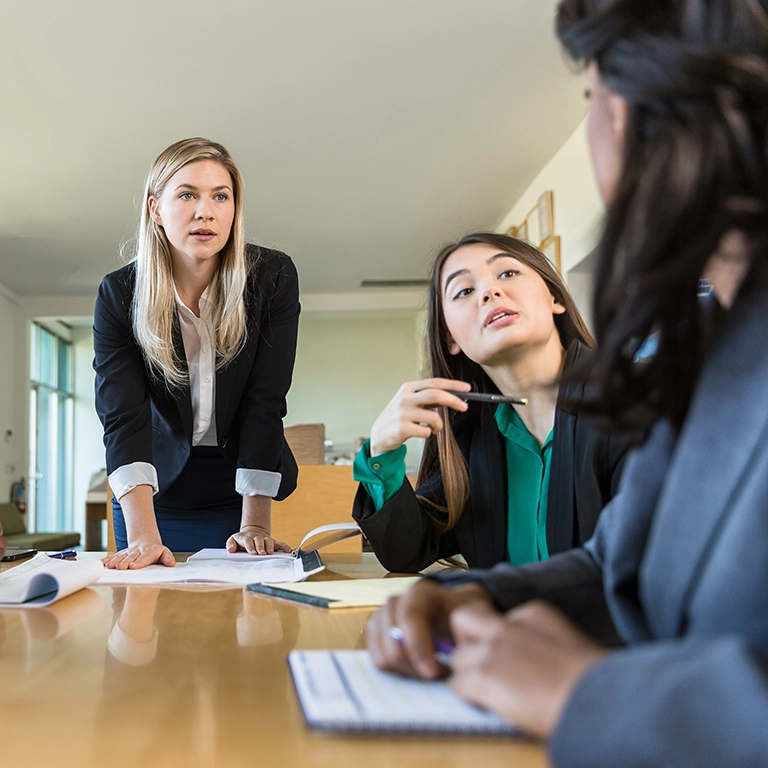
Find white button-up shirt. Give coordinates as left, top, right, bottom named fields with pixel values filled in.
left=108, top=287, right=281, bottom=502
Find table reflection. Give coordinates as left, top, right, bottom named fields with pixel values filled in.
left=94, top=587, right=302, bottom=766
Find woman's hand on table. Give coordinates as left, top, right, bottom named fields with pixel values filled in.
left=366, top=578, right=495, bottom=679
left=102, top=539, right=176, bottom=569
left=369, top=378, right=471, bottom=456
left=227, top=525, right=292, bottom=555
left=448, top=600, right=609, bottom=739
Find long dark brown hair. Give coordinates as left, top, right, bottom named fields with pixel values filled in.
left=418, top=232, right=595, bottom=531
left=556, top=0, right=768, bottom=432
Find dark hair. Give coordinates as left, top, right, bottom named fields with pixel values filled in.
left=556, top=0, right=768, bottom=432
left=418, top=232, right=595, bottom=531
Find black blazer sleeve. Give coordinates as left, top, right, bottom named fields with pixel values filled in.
left=93, top=265, right=156, bottom=474
left=217, top=248, right=300, bottom=499
left=352, top=469, right=461, bottom=573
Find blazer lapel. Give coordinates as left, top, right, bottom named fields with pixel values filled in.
left=641, top=286, right=768, bottom=638
left=547, top=340, right=585, bottom=552
left=467, top=407, right=508, bottom=567
left=215, top=352, right=242, bottom=434
left=548, top=406, right=577, bottom=552
left=215, top=299, right=262, bottom=435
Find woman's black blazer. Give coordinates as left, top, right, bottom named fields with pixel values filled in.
left=93, top=245, right=300, bottom=501
left=352, top=341, right=633, bottom=572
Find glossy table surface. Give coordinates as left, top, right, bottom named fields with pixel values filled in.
left=0, top=553, right=548, bottom=768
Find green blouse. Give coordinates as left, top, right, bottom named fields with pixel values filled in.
left=353, top=404, right=553, bottom=566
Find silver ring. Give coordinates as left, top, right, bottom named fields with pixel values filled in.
left=386, top=626, right=405, bottom=642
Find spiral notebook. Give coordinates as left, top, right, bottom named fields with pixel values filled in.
left=288, top=649, right=521, bottom=736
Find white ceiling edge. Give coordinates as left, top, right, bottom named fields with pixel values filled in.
left=301, top=290, right=426, bottom=313
left=13, top=290, right=428, bottom=326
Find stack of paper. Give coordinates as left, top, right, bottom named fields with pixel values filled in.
left=98, top=549, right=323, bottom=586
left=0, top=554, right=103, bottom=607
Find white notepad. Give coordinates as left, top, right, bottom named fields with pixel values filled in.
left=288, top=649, right=521, bottom=736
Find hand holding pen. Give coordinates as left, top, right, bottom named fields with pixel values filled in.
left=365, top=577, right=496, bottom=680
left=369, top=378, right=525, bottom=457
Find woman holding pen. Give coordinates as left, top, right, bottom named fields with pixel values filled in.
left=94, top=138, right=299, bottom=569
left=353, top=233, right=632, bottom=572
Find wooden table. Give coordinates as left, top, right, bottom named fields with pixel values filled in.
left=0, top=553, right=548, bottom=768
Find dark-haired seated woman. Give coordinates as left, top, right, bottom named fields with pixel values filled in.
left=352, top=233, right=632, bottom=572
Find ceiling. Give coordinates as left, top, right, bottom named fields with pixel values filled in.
left=0, top=0, right=587, bottom=298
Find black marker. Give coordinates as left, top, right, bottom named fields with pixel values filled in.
left=446, top=390, right=527, bottom=406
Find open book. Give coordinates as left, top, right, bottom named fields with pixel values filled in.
left=0, top=554, right=104, bottom=607
left=98, top=522, right=361, bottom=586
left=187, top=522, right=362, bottom=562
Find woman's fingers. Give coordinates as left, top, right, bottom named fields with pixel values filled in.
left=370, top=379, right=472, bottom=455
left=102, top=542, right=175, bottom=570
left=366, top=580, right=496, bottom=679
left=366, top=595, right=435, bottom=678
left=227, top=531, right=292, bottom=556
left=412, top=378, right=472, bottom=393
left=410, top=388, right=469, bottom=411
left=447, top=602, right=501, bottom=645
left=448, top=601, right=609, bottom=739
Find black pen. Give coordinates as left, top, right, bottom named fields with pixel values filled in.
left=446, top=390, right=527, bottom=406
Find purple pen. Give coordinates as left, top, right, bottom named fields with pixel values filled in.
left=433, top=638, right=455, bottom=667
left=386, top=626, right=455, bottom=667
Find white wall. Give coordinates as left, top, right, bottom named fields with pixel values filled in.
left=498, top=118, right=604, bottom=327
left=0, top=284, right=19, bottom=506
left=72, top=324, right=106, bottom=539
left=286, top=309, right=424, bottom=470
left=6, top=296, right=426, bottom=541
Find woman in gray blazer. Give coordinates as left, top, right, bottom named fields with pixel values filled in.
left=366, top=1, right=768, bottom=765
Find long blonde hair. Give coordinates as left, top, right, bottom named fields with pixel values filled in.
left=132, top=137, right=249, bottom=386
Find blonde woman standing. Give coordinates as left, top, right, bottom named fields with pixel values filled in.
left=94, top=138, right=299, bottom=569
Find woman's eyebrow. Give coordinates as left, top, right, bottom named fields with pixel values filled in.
left=173, top=183, right=233, bottom=192
left=443, top=268, right=469, bottom=293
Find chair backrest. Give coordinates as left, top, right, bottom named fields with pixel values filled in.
left=284, top=424, right=325, bottom=465
left=0, top=503, right=26, bottom=535
left=271, top=465, right=361, bottom=552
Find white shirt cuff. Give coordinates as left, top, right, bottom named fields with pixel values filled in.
left=107, top=621, right=159, bottom=666
left=108, top=462, right=159, bottom=503
left=236, top=468, right=282, bottom=497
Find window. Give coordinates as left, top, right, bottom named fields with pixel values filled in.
left=29, top=323, right=74, bottom=532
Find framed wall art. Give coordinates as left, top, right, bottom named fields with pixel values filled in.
left=541, top=234, right=561, bottom=272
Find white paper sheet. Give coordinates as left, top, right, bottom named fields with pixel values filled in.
left=0, top=554, right=104, bottom=607
left=97, top=554, right=324, bottom=586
